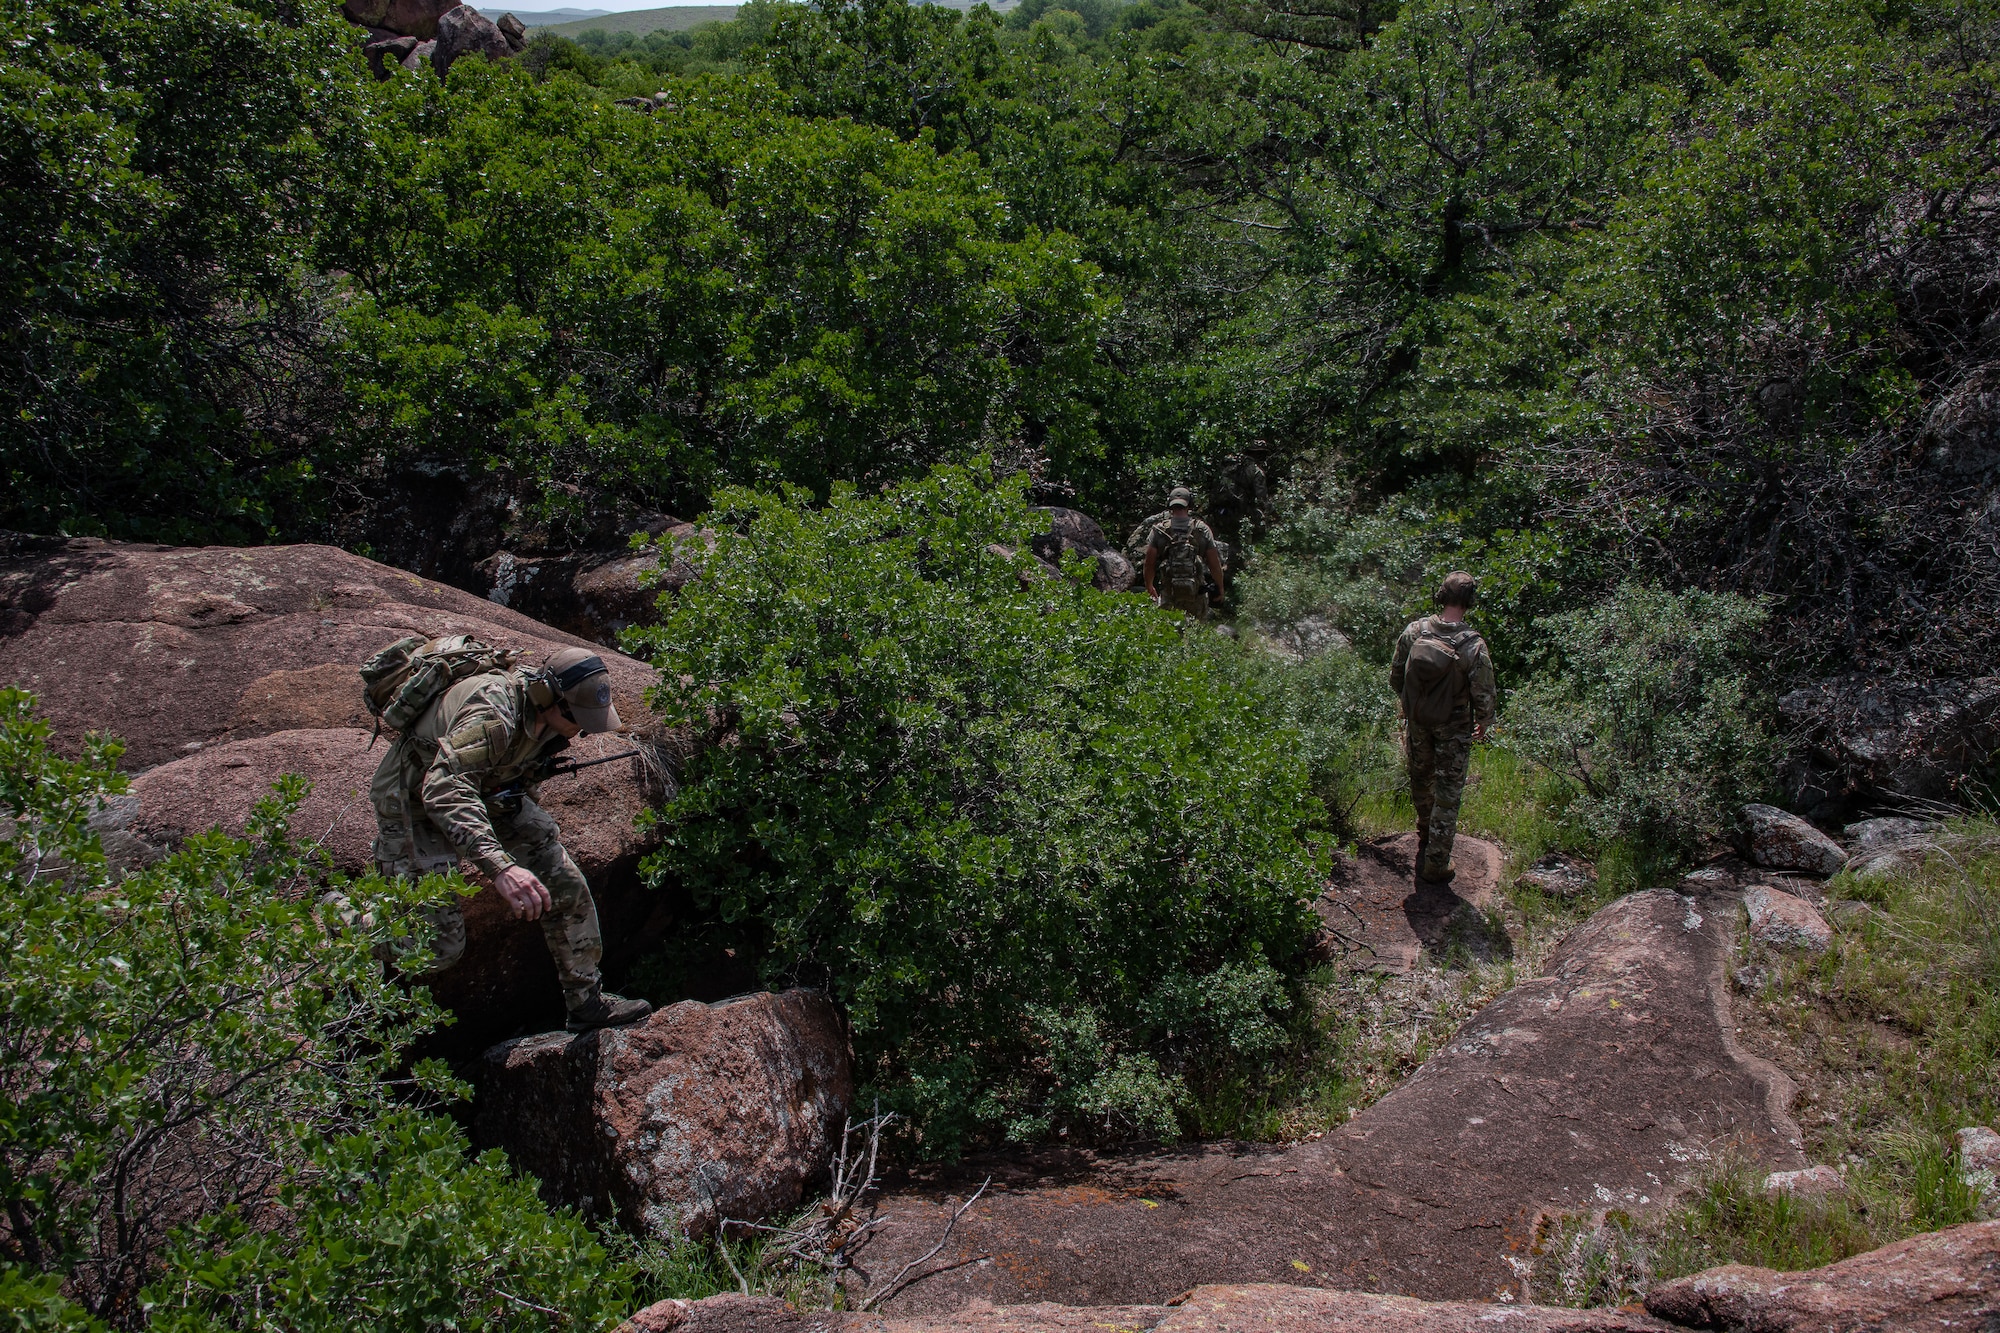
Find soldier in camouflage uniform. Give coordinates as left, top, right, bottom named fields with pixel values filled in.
left=1388, top=572, right=1497, bottom=886
left=1143, top=487, right=1228, bottom=621
left=370, top=646, right=652, bottom=1032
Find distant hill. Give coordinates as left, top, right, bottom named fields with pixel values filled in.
left=536, top=6, right=737, bottom=34
left=490, top=7, right=608, bottom=24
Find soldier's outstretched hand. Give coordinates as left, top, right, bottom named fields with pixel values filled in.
left=495, top=865, right=553, bottom=921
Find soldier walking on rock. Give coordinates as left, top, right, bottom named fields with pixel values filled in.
left=1143, top=487, right=1228, bottom=621
left=369, top=644, right=653, bottom=1033
left=1389, top=572, right=1497, bottom=887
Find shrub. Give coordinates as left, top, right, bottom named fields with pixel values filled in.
left=0, top=689, right=451, bottom=1322
left=1502, top=584, right=1771, bottom=872
left=629, top=464, right=1325, bottom=1155
left=144, top=1111, right=631, bottom=1333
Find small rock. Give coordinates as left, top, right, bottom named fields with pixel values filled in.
left=401, top=39, right=435, bottom=71
left=1960, top=1126, right=2000, bottom=1176
left=1516, top=852, right=1598, bottom=899
left=475, top=989, right=853, bottom=1238
left=1739, top=803, right=1848, bottom=877
left=495, top=9, right=527, bottom=48
left=1733, top=964, right=1769, bottom=992
left=1844, top=815, right=1933, bottom=852
left=364, top=32, right=419, bottom=78
left=1765, top=1165, right=1848, bottom=1199
left=1255, top=613, right=1353, bottom=662
left=432, top=4, right=513, bottom=76
left=1826, top=899, right=1874, bottom=927
left=614, top=1298, right=691, bottom=1332
left=1744, top=884, right=1833, bottom=953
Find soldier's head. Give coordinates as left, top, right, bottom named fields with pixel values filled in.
left=537, top=648, right=623, bottom=737
left=1434, top=571, right=1478, bottom=611
left=1166, top=486, right=1195, bottom=515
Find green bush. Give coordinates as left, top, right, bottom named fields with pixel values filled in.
left=629, top=464, right=1325, bottom=1155
left=144, top=1111, right=631, bottom=1333
left=1502, top=585, right=1771, bottom=873
left=0, top=689, right=452, bottom=1319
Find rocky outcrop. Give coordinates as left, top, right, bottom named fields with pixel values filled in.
left=0, top=534, right=688, bottom=1058
left=340, top=0, right=522, bottom=77
left=1737, top=804, right=1847, bottom=877
left=476, top=990, right=853, bottom=1236
left=1779, top=674, right=2000, bottom=820
left=1030, top=506, right=1138, bottom=593
left=476, top=517, right=703, bottom=648
left=343, top=0, right=459, bottom=39
left=1743, top=886, right=1833, bottom=953
left=1645, top=1219, right=2000, bottom=1331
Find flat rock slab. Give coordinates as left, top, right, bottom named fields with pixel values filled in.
left=847, top=888, right=1804, bottom=1314
left=629, top=1283, right=1671, bottom=1332
left=1317, top=833, right=1507, bottom=973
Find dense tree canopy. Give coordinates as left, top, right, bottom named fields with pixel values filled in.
left=3, top=0, right=1997, bottom=660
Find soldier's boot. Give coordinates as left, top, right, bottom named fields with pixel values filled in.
left=567, top=989, right=653, bottom=1033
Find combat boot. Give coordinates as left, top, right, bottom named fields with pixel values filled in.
left=1415, top=866, right=1456, bottom=891
left=567, top=990, right=653, bottom=1033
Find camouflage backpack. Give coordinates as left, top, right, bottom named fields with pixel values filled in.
left=360, top=634, right=520, bottom=735
left=1158, top=517, right=1204, bottom=590
left=1402, top=623, right=1475, bottom=728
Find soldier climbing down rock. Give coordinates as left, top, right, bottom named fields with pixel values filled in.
left=1143, top=487, right=1228, bottom=621
left=1389, top=572, right=1497, bottom=888
left=361, top=636, right=653, bottom=1033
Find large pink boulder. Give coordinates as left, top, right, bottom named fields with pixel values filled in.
left=0, top=533, right=686, bottom=1057
left=433, top=5, right=513, bottom=77
left=1645, top=1219, right=2000, bottom=1331
left=476, top=990, right=853, bottom=1237
left=342, top=0, right=460, bottom=38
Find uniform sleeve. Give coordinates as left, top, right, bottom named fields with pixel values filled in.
left=1467, top=635, right=1499, bottom=725
left=419, top=701, right=518, bottom=878
left=1389, top=622, right=1414, bottom=696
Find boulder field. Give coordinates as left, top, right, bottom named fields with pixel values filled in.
left=0, top=532, right=689, bottom=1058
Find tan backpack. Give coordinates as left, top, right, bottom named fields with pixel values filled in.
left=360, top=634, right=520, bottom=735
left=1402, top=624, right=1474, bottom=728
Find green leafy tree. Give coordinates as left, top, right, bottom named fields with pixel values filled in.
left=629, top=464, right=1324, bottom=1154
left=0, top=0, right=361, bottom=541
left=1503, top=585, right=1772, bottom=871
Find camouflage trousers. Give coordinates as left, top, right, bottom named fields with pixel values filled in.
left=371, top=790, right=604, bottom=1014
left=1161, top=584, right=1209, bottom=622
left=1407, top=722, right=1473, bottom=881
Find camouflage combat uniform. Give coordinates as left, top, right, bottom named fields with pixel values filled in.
left=1389, top=616, right=1497, bottom=881
left=1146, top=515, right=1220, bottom=621
left=369, top=670, right=604, bottom=1012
